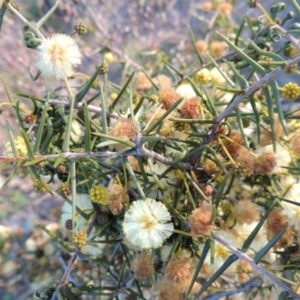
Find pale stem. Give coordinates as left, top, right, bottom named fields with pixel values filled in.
left=70, top=159, right=76, bottom=230
left=5, top=3, right=45, bottom=39
left=51, top=213, right=99, bottom=300
left=212, top=233, right=300, bottom=299
left=5, top=2, right=29, bottom=24
left=62, top=77, right=75, bottom=152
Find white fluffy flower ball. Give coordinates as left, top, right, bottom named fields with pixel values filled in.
left=122, top=198, right=174, bottom=249
left=37, top=33, right=82, bottom=79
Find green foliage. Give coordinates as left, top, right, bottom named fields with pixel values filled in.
left=1, top=0, right=300, bottom=299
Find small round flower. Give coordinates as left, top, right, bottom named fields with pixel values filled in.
left=195, top=68, right=212, bottom=84
left=65, top=219, right=73, bottom=230
left=37, top=33, right=82, bottom=80
left=286, top=64, right=298, bottom=74
left=188, top=203, right=216, bottom=238
left=153, top=74, right=172, bottom=88
left=222, top=132, right=244, bottom=157
left=122, top=198, right=174, bottom=249
left=196, top=40, right=208, bottom=55
left=253, top=151, right=277, bottom=175
left=98, top=61, right=108, bottom=75
left=210, top=67, right=226, bottom=85
left=59, top=182, right=71, bottom=197
left=4, top=136, right=28, bottom=156
left=158, top=87, right=181, bottom=109
left=209, top=41, right=227, bottom=57
left=218, top=2, right=233, bottom=16
left=33, top=179, right=47, bottom=193
left=131, top=251, right=155, bottom=279
left=149, top=94, right=159, bottom=103
left=283, top=44, right=298, bottom=57
left=180, top=97, right=201, bottom=119
left=73, top=230, right=88, bottom=248
left=137, top=72, right=152, bottom=91
left=74, top=22, right=87, bottom=35
left=104, top=52, right=114, bottom=63
left=0, top=225, right=11, bottom=243
left=202, top=2, right=213, bottom=11
left=107, top=183, right=129, bottom=215
left=164, top=250, right=193, bottom=284
left=89, top=185, right=108, bottom=205
left=108, top=117, right=137, bottom=150
left=280, top=82, right=300, bottom=100
left=176, top=84, right=196, bottom=101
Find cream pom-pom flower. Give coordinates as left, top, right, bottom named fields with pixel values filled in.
left=36, top=33, right=82, bottom=79
left=122, top=198, right=174, bottom=249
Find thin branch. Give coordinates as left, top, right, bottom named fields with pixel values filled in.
left=1, top=133, right=193, bottom=169
left=202, top=277, right=262, bottom=300
left=212, top=233, right=300, bottom=299
left=48, top=99, right=119, bottom=118
left=190, top=54, right=300, bottom=166
left=4, top=2, right=45, bottom=39
left=135, top=132, right=192, bottom=169
left=51, top=212, right=99, bottom=300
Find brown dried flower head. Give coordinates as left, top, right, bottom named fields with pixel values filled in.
left=209, top=41, right=227, bottom=57
left=137, top=72, right=152, bottom=91
left=155, top=279, right=184, bottom=300
left=153, top=74, right=172, bottom=89
left=180, top=97, right=201, bottom=119
left=196, top=39, right=208, bottom=55
left=267, top=209, right=293, bottom=250
left=253, top=151, right=277, bottom=175
left=260, top=121, right=284, bottom=146
left=131, top=251, right=155, bottom=279
left=109, top=117, right=137, bottom=141
left=222, top=132, right=244, bottom=157
left=218, top=2, right=233, bottom=16
left=188, top=203, right=216, bottom=238
left=235, top=148, right=256, bottom=176
left=202, top=2, right=213, bottom=12
left=107, top=183, right=129, bottom=215
left=158, top=87, right=181, bottom=110
left=164, top=250, right=193, bottom=284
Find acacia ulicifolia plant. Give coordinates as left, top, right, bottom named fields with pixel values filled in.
left=2, top=0, right=300, bottom=299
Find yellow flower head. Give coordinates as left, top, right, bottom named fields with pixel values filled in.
left=281, top=82, right=300, bottom=100
left=195, top=68, right=212, bottom=84
left=89, top=185, right=108, bottom=205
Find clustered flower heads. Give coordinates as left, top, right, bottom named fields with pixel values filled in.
left=36, top=33, right=82, bottom=79
left=4, top=136, right=27, bottom=156
left=122, top=198, right=173, bottom=249
left=6, top=0, right=300, bottom=298
left=280, top=82, right=300, bottom=100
